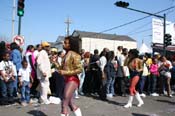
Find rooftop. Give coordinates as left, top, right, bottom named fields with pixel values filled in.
left=72, top=30, right=136, bottom=42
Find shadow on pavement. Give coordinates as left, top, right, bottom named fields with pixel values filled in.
left=0, top=97, right=19, bottom=106
left=132, top=113, right=150, bottom=116
left=28, top=110, right=47, bottom=116
left=89, top=95, right=124, bottom=106
left=156, top=99, right=175, bottom=105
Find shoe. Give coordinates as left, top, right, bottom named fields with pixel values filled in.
left=73, top=108, right=82, bottom=116
left=79, top=92, right=84, bottom=96
left=124, top=96, right=133, bottom=108
left=151, top=93, right=159, bottom=97
left=40, top=100, right=50, bottom=105
left=45, top=100, right=50, bottom=104
left=122, top=94, right=127, bottom=97
left=163, top=91, right=167, bottom=95
left=106, top=94, right=113, bottom=98
left=21, top=102, right=28, bottom=106
left=140, top=93, right=146, bottom=98
left=135, top=92, right=144, bottom=107
left=29, top=98, right=38, bottom=104
left=75, top=96, right=80, bottom=99
left=91, top=92, right=99, bottom=96
left=168, top=94, right=173, bottom=98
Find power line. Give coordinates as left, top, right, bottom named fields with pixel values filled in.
left=126, top=21, right=151, bottom=35
left=128, top=28, right=152, bottom=36
left=125, top=8, right=175, bottom=36
left=98, top=6, right=175, bottom=34
left=125, top=10, right=175, bottom=35
left=169, top=0, right=175, bottom=21
left=127, top=26, right=166, bottom=36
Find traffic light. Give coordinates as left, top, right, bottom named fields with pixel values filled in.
left=114, top=1, right=129, bottom=8
left=17, top=0, right=25, bottom=17
left=164, top=33, right=172, bottom=47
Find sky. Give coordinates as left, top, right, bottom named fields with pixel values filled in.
left=0, top=0, right=175, bottom=50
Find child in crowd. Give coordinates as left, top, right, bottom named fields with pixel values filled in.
left=0, top=51, right=15, bottom=104
left=18, top=59, right=33, bottom=106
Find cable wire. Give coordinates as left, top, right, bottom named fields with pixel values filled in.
left=98, top=6, right=175, bottom=34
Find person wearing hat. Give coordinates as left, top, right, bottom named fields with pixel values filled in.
left=36, top=41, right=51, bottom=104
left=51, top=48, right=58, bottom=53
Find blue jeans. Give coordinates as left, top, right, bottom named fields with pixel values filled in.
left=139, top=76, right=147, bottom=93
left=0, top=79, right=14, bottom=98
left=148, top=74, right=157, bottom=94
left=106, top=77, right=115, bottom=95
left=78, top=68, right=85, bottom=93
left=13, top=76, right=18, bottom=97
left=20, top=81, right=30, bottom=103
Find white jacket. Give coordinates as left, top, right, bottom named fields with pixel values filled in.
left=36, top=50, right=51, bottom=80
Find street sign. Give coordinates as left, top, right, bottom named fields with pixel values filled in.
left=13, top=35, right=24, bottom=46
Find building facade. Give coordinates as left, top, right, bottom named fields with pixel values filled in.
left=72, top=30, right=137, bottom=54
left=51, top=30, right=137, bottom=54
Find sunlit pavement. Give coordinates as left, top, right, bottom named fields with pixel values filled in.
left=0, top=95, right=175, bottom=116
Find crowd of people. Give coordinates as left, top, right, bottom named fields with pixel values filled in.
left=80, top=46, right=175, bottom=99
left=0, top=37, right=175, bottom=115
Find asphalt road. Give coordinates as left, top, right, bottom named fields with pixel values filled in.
left=0, top=95, right=175, bottom=116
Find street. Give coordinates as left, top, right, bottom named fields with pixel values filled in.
left=0, top=95, right=175, bottom=116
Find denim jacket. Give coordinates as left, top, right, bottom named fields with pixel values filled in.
left=10, top=49, right=22, bottom=71
left=104, top=61, right=116, bottom=79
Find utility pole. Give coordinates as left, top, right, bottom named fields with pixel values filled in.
left=65, top=17, right=72, bottom=37
left=163, top=14, right=166, bottom=55
left=12, top=0, right=16, bottom=41
left=18, top=16, right=22, bottom=35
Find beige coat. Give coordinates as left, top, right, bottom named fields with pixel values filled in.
left=36, top=50, right=51, bottom=80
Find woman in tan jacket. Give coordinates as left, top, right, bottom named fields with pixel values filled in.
left=124, top=49, right=144, bottom=108
left=58, top=36, right=83, bottom=116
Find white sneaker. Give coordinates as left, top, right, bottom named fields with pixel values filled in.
left=21, top=102, right=28, bottom=106
left=75, top=96, right=80, bottom=99
left=151, top=93, right=159, bottom=96
left=79, top=92, right=84, bottom=96
left=106, top=94, right=113, bottom=98
left=44, top=100, right=50, bottom=104
left=140, top=93, right=146, bottom=98
left=40, top=100, right=50, bottom=105
left=30, top=98, right=38, bottom=104
left=163, top=91, right=167, bottom=95
left=168, top=94, right=173, bottom=98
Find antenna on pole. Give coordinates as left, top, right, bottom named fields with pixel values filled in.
left=64, top=17, right=72, bottom=37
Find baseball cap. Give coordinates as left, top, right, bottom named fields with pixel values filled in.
left=41, top=41, right=50, bottom=47
left=51, top=48, right=58, bottom=52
